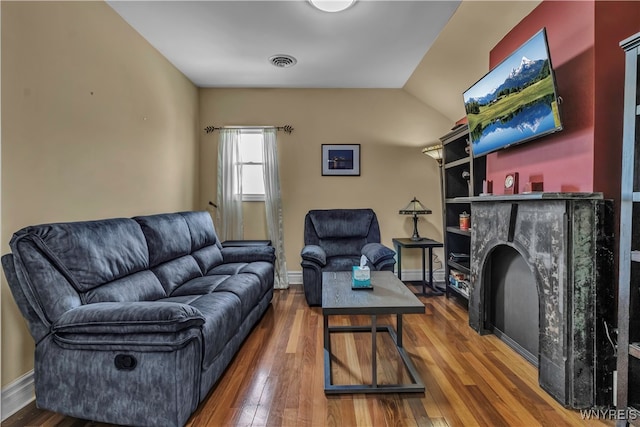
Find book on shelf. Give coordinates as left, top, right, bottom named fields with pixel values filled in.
left=449, top=252, right=470, bottom=262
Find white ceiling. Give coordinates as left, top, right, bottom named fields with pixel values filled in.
left=107, top=0, right=461, bottom=88
left=107, top=0, right=541, bottom=124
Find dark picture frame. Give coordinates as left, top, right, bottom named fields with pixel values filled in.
left=321, top=144, right=360, bottom=176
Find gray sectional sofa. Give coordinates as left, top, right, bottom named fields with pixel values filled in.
left=1, top=211, right=275, bottom=426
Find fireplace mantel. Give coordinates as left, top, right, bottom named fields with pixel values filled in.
left=468, top=195, right=614, bottom=408
left=460, top=192, right=603, bottom=203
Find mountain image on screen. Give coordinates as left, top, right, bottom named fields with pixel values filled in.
left=463, top=28, right=562, bottom=158
left=467, top=57, right=548, bottom=106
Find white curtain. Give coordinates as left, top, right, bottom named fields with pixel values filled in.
left=216, top=129, right=243, bottom=241
left=263, top=129, right=289, bottom=289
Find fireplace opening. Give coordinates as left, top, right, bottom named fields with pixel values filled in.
left=484, top=244, right=539, bottom=366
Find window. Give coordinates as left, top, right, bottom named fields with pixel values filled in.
left=238, top=130, right=265, bottom=201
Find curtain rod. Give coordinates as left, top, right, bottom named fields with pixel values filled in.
left=204, top=125, right=294, bottom=134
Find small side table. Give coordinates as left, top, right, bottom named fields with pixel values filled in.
left=392, top=237, right=444, bottom=297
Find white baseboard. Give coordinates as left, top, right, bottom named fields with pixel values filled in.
left=287, top=270, right=303, bottom=285
left=1, top=370, right=34, bottom=421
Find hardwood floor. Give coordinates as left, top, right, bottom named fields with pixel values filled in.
left=3, top=284, right=614, bottom=427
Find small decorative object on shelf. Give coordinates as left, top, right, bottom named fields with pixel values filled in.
left=504, top=172, right=519, bottom=195
left=523, top=181, right=544, bottom=193
left=449, top=252, right=470, bottom=263
left=481, top=180, right=493, bottom=195
left=449, top=269, right=470, bottom=297
left=459, top=212, right=470, bottom=231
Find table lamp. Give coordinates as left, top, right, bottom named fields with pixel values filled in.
left=399, top=197, right=432, bottom=241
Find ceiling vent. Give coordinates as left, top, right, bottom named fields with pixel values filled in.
left=269, top=55, right=297, bottom=68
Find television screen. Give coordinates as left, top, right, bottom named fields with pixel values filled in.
left=463, top=28, right=562, bottom=158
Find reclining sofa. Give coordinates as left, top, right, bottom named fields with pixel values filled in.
left=2, top=211, right=275, bottom=427
left=300, top=208, right=396, bottom=306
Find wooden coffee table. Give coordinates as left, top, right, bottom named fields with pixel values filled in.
left=322, top=270, right=425, bottom=394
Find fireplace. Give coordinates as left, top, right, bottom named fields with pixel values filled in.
left=468, top=193, right=615, bottom=409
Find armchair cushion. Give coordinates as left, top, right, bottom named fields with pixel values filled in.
left=307, top=209, right=375, bottom=239
left=300, top=244, right=326, bottom=266
left=361, top=243, right=396, bottom=266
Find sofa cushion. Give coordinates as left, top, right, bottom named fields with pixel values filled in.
left=233, top=262, right=274, bottom=290
left=206, top=262, right=247, bottom=276
left=192, top=245, right=224, bottom=274
left=134, top=213, right=192, bottom=267
left=179, top=211, right=222, bottom=251
left=85, top=271, right=166, bottom=304
left=213, top=274, right=265, bottom=318
left=171, top=275, right=229, bottom=297
left=152, top=256, right=202, bottom=295
left=165, top=291, right=243, bottom=369
left=11, top=218, right=149, bottom=292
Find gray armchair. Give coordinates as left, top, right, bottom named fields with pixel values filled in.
left=300, top=208, right=396, bottom=306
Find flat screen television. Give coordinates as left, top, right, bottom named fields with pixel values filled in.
left=463, top=28, right=562, bottom=158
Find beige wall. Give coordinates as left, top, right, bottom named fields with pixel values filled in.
left=200, top=88, right=449, bottom=279
left=1, top=1, right=200, bottom=386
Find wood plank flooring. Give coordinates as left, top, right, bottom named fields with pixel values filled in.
left=2, top=284, right=614, bottom=426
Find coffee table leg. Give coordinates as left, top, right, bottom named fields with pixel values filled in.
left=396, top=313, right=403, bottom=347
left=371, top=315, right=377, bottom=388
left=324, top=314, right=331, bottom=388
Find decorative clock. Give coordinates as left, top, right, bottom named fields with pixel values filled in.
left=504, top=172, right=519, bottom=195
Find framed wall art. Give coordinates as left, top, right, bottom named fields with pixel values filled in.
left=321, top=144, right=360, bottom=176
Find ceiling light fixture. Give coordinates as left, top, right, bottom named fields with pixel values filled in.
left=308, top=0, right=356, bottom=13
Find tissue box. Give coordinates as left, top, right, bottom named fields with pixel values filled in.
left=352, top=266, right=371, bottom=289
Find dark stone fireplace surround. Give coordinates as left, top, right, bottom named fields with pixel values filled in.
left=468, top=193, right=615, bottom=409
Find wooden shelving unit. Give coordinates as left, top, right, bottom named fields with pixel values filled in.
left=616, top=31, right=640, bottom=427
left=439, top=125, right=486, bottom=302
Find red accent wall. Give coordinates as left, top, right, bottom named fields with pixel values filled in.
left=484, top=1, right=640, bottom=199
left=594, top=2, right=640, bottom=201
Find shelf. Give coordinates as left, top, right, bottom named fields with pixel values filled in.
left=445, top=198, right=471, bottom=204
left=630, top=343, right=640, bottom=359
left=633, top=192, right=640, bottom=202
left=448, top=260, right=470, bottom=274
left=444, top=158, right=470, bottom=169
left=446, top=226, right=471, bottom=237
left=632, top=251, right=640, bottom=263
left=447, top=283, right=469, bottom=299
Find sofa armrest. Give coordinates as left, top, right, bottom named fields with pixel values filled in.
left=300, top=245, right=326, bottom=267
left=361, top=243, right=395, bottom=267
left=221, top=245, right=276, bottom=264
left=52, top=301, right=205, bottom=335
